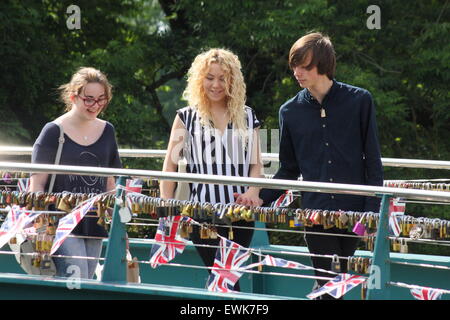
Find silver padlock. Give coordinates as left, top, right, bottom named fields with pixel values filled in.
left=400, top=239, right=408, bottom=253
left=331, top=254, right=341, bottom=273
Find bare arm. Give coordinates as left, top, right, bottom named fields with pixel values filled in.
left=234, top=128, right=264, bottom=206
left=160, top=114, right=187, bottom=200
left=29, top=173, right=49, bottom=193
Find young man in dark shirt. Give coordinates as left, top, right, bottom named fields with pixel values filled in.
left=258, top=32, right=384, bottom=299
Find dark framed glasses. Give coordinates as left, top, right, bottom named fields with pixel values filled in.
left=78, top=95, right=108, bottom=107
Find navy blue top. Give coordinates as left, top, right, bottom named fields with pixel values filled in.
left=32, top=121, right=122, bottom=237
left=260, top=80, right=383, bottom=212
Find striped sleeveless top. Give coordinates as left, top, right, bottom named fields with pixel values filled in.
left=177, top=106, right=261, bottom=204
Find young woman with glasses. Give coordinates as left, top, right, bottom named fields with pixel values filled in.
left=29, top=67, right=122, bottom=279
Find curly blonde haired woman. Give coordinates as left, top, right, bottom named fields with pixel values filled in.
left=160, top=48, right=264, bottom=290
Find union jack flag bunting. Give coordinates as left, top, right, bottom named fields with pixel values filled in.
left=149, top=215, right=193, bottom=268
left=389, top=197, right=405, bottom=237
left=272, top=190, right=295, bottom=208
left=307, top=273, right=366, bottom=300
left=390, top=197, right=406, bottom=215
left=0, top=205, right=41, bottom=248
left=50, top=197, right=98, bottom=254
left=259, top=255, right=314, bottom=270
left=17, top=178, right=30, bottom=193
left=410, top=286, right=443, bottom=300
left=207, top=236, right=251, bottom=293
left=126, top=179, right=143, bottom=194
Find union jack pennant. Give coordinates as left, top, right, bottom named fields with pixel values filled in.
left=307, top=273, right=366, bottom=299
left=259, top=255, right=314, bottom=270
left=410, top=286, right=443, bottom=300
left=207, top=236, right=251, bottom=293
left=149, top=215, right=193, bottom=268
left=17, top=178, right=30, bottom=193
left=389, top=197, right=405, bottom=237
left=0, top=205, right=41, bottom=248
left=126, top=179, right=143, bottom=194
left=50, top=197, right=98, bottom=254
left=272, top=190, right=295, bottom=208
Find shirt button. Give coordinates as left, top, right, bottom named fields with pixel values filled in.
left=322, top=124, right=326, bottom=128
left=329, top=178, right=333, bottom=182
left=325, top=142, right=329, bottom=146
left=328, top=160, right=332, bottom=164
left=331, top=195, right=335, bottom=199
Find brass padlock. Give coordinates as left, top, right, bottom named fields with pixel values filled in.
left=228, top=226, right=234, bottom=240
left=361, top=281, right=368, bottom=300
left=200, top=225, right=209, bottom=239
left=392, top=239, right=400, bottom=252
left=209, top=226, right=218, bottom=239
left=57, top=195, right=72, bottom=212
left=178, top=222, right=189, bottom=239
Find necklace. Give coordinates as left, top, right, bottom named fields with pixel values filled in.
left=83, top=136, right=88, bottom=141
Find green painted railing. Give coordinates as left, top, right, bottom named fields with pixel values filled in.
left=0, top=160, right=449, bottom=299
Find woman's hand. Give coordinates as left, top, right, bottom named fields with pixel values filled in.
left=234, top=187, right=263, bottom=207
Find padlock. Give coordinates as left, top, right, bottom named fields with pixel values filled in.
left=240, top=208, right=248, bottom=221
left=367, top=213, right=376, bottom=230
left=226, top=206, right=234, bottom=219
left=409, top=224, right=423, bottom=240
left=347, top=256, right=353, bottom=273
left=32, top=256, right=41, bottom=268
left=244, top=209, right=253, bottom=222
left=57, top=195, right=72, bottom=212
left=440, top=221, right=447, bottom=239
left=392, top=239, right=400, bottom=252
left=361, top=281, right=368, bottom=300
left=363, top=258, right=370, bottom=274
left=352, top=213, right=367, bottom=236
left=34, top=216, right=44, bottom=230
left=178, top=222, right=189, bottom=239
left=323, top=211, right=334, bottom=229
left=208, top=226, right=217, bottom=239
left=164, top=220, right=171, bottom=237
left=400, top=239, right=408, bottom=253
left=331, top=254, right=341, bottom=273
left=228, top=227, right=234, bottom=240
left=200, top=224, right=209, bottom=239
left=40, top=255, right=52, bottom=269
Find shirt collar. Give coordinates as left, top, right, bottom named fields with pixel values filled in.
left=304, top=79, right=338, bottom=105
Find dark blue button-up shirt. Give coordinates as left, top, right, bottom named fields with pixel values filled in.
left=260, top=80, right=383, bottom=212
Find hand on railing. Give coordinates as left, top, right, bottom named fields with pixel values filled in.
left=233, top=189, right=264, bottom=207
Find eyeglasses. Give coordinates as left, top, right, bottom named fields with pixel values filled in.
left=78, top=95, right=108, bottom=107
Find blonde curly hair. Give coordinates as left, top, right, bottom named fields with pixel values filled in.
left=182, top=48, right=248, bottom=140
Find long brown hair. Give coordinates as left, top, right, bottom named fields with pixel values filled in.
left=59, top=67, right=113, bottom=111
left=289, top=32, right=336, bottom=80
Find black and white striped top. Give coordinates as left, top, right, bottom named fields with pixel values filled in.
left=177, top=106, right=261, bottom=204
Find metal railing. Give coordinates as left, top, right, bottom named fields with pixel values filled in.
left=0, top=161, right=449, bottom=203
left=0, top=158, right=449, bottom=300
left=1, top=146, right=450, bottom=170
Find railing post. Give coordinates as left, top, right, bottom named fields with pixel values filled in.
left=366, top=193, right=392, bottom=300
left=249, top=221, right=269, bottom=294
left=101, top=176, right=127, bottom=282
